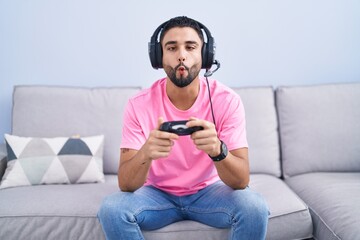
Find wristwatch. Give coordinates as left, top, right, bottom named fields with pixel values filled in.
left=209, top=140, right=228, bottom=162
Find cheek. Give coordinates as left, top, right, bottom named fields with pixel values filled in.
left=194, top=52, right=203, bottom=65
left=163, top=64, right=176, bottom=77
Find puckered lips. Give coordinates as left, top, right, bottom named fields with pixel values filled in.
left=177, top=66, right=187, bottom=75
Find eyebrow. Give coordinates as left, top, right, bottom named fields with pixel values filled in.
left=164, top=41, right=200, bottom=46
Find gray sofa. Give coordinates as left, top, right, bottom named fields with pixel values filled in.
left=0, top=83, right=359, bottom=240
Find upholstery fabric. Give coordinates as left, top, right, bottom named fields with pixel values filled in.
left=0, top=134, right=104, bottom=189
left=286, top=172, right=360, bottom=240
left=276, top=83, right=360, bottom=178
left=11, top=86, right=141, bottom=174
left=0, top=174, right=312, bottom=240
left=0, top=144, right=6, bottom=180
left=233, top=87, right=281, bottom=177
left=0, top=175, right=118, bottom=240
left=250, top=174, right=312, bottom=240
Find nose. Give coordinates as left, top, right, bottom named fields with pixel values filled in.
left=178, top=48, right=186, bottom=63
left=178, top=56, right=185, bottom=63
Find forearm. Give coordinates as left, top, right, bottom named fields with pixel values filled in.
left=118, top=149, right=152, bottom=192
left=214, top=150, right=249, bottom=189
left=118, top=122, right=179, bottom=192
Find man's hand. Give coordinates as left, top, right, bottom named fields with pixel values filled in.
left=186, top=117, right=221, bottom=157
left=118, top=117, right=179, bottom=192
left=142, top=117, right=179, bottom=162
left=186, top=117, right=250, bottom=189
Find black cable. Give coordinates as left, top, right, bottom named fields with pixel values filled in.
left=205, top=77, right=216, bottom=129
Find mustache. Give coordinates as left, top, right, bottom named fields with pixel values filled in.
left=174, top=63, right=190, bottom=71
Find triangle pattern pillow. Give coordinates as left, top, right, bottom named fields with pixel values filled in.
left=0, top=134, right=105, bottom=189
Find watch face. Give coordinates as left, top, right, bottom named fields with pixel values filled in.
left=220, top=141, right=228, bottom=159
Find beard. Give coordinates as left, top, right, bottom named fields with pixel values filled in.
left=164, top=62, right=201, bottom=88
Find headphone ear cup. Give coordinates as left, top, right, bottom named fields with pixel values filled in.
left=155, top=42, right=163, bottom=68
left=203, top=36, right=215, bottom=69
left=148, top=41, right=163, bottom=69
left=201, top=42, right=208, bottom=69
left=149, top=21, right=167, bottom=69
left=149, top=42, right=157, bottom=69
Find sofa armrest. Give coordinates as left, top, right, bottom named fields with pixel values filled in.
left=0, top=143, right=7, bottom=180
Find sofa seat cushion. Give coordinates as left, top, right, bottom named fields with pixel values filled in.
left=1, top=173, right=312, bottom=240
left=0, top=175, right=119, bottom=240
left=286, top=172, right=360, bottom=240
left=250, top=174, right=313, bottom=240
left=143, top=221, right=229, bottom=240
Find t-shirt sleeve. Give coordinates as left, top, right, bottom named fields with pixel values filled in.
left=120, top=99, right=146, bottom=150
left=218, top=94, right=248, bottom=151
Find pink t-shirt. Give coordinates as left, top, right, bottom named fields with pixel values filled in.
left=121, top=77, right=248, bottom=196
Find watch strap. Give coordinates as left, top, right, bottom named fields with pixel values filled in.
left=209, top=140, right=228, bottom=162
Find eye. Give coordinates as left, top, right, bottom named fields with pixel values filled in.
left=167, top=46, right=176, bottom=51
left=186, top=45, right=197, bottom=51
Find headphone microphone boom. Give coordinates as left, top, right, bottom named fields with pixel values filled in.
left=204, top=60, right=221, bottom=77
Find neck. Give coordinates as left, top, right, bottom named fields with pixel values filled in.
left=166, top=77, right=200, bottom=110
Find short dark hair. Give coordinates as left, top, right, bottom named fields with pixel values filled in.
left=159, top=16, right=204, bottom=44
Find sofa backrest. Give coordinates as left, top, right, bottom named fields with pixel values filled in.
left=233, top=87, right=281, bottom=177
left=11, top=85, right=141, bottom=174
left=11, top=85, right=282, bottom=178
left=276, top=83, right=360, bottom=178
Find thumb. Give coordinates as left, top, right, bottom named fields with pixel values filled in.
left=157, top=117, right=165, bottom=130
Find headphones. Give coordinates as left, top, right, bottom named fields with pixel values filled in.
left=148, top=19, right=216, bottom=70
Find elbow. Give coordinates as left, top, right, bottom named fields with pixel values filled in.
left=119, top=184, right=136, bottom=193
left=230, top=182, right=249, bottom=190
left=231, top=176, right=250, bottom=190
left=118, top=179, right=133, bottom=192
left=236, top=182, right=249, bottom=190
left=118, top=179, right=139, bottom=192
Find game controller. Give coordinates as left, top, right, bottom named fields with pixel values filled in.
left=159, top=120, right=204, bottom=136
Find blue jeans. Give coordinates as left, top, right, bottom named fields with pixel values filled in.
left=97, top=181, right=269, bottom=240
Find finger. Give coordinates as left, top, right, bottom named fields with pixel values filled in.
left=151, top=151, right=171, bottom=159
left=193, top=134, right=218, bottom=145
left=186, top=117, right=202, bottom=128
left=157, top=117, right=164, bottom=130
left=156, top=138, right=175, bottom=147
left=188, top=116, right=197, bottom=121
left=156, top=130, right=179, bottom=140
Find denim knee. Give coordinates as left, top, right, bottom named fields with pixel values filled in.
left=231, top=189, right=269, bottom=229
left=98, top=192, right=135, bottom=224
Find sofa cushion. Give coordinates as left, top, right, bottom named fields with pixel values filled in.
left=0, top=175, right=119, bottom=240
left=286, top=172, right=360, bottom=240
left=143, top=221, right=229, bottom=240
left=276, top=83, right=360, bottom=178
left=11, top=85, right=141, bottom=174
left=0, top=134, right=104, bottom=189
left=233, top=87, right=281, bottom=177
left=250, top=174, right=313, bottom=240
left=0, top=174, right=312, bottom=240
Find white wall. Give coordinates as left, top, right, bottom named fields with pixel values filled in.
left=1, top=0, right=360, bottom=141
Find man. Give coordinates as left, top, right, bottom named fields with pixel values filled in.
left=98, top=16, right=269, bottom=240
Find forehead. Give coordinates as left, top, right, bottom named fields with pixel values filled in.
left=162, top=27, right=202, bottom=44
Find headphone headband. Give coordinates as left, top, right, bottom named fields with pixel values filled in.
left=148, top=19, right=216, bottom=70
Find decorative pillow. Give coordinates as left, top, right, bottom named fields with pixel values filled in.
left=0, top=134, right=105, bottom=189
